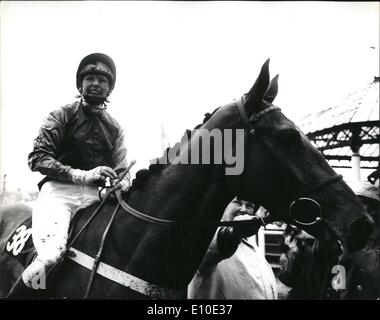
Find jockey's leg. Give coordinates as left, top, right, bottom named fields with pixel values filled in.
left=7, top=181, right=99, bottom=298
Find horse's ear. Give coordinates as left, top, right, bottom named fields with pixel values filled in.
left=264, top=74, right=279, bottom=103
left=245, top=59, right=271, bottom=112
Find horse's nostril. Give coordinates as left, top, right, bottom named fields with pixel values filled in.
left=347, top=216, right=374, bottom=252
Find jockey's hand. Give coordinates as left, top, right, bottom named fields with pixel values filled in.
left=69, top=166, right=117, bottom=184
left=111, top=177, right=130, bottom=193
left=105, top=160, right=135, bottom=193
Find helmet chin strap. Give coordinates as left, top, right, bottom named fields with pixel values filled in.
left=82, top=95, right=108, bottom=110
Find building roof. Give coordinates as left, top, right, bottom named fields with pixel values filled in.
left=299, top=78, right=379, bottom=132
left=298, top=78, right=379, bottom=169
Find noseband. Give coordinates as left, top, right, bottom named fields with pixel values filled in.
left=115, top=96, right=342, bottom=229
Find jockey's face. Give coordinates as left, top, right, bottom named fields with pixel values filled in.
left=81, top=74, right=111, bottom=100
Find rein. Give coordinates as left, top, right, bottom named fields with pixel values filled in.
left=115, top=190, right=267, bottom=228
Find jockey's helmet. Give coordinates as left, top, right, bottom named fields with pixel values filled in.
left=76, top=53, right=116, bottom=91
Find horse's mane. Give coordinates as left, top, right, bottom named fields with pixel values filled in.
left=131, top=107, right=220, bottom=188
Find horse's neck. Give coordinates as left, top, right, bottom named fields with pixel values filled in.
left=127, top=163, right=232, bottom=222
left=101, top=163, right=233, bottom=291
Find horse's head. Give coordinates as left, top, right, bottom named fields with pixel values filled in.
left=213, top=59, right=373, bottom=252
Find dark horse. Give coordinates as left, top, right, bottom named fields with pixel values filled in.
left=0, top=60, right=372, bottom=298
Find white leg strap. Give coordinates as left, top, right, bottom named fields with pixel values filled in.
left=67, top=247, right=179, bottom=299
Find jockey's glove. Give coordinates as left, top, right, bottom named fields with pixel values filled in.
left=111, top=176, right=131, bottom=193
left=69, top=166, right=117, bottom=185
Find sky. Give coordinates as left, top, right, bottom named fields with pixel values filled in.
left=0, top=1, right=379, bottom=191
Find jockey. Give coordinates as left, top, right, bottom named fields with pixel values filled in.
left=7, top=53, right=130, bottom=298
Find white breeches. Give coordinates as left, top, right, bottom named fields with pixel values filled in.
left=22, top=181, right=99, bottom=288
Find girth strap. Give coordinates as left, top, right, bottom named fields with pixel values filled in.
left=67, top=247, right=180, bottom=299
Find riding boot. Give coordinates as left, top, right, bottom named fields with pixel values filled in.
left=7, top=276, right=37, bottom=299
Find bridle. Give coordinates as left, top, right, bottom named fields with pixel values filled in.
left=114, top=96, right=342, bottom=228
left=236, top=96, right=342, bottom=226
left=235, top=96, right=344, bottom=257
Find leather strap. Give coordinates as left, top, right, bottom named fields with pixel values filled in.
left=67, top=247, right=180, bottom=299
left=116, top=190, right=266, bottom=229
left=235, top=97, right=280, bottom=134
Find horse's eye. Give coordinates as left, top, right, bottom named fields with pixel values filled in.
left=279, top=129, right=301, bottom=145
